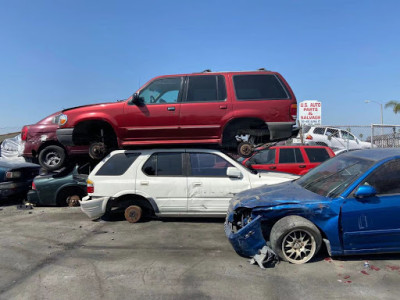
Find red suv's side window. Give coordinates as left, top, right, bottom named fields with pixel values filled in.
left=278, top=148, right=304, bottom=164
left=186, top=75, right=226, bottom=102
left=304, top=148, right=331, bottom=163
left=250, top=149, right=276, bottom=164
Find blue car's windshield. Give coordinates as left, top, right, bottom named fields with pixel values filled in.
left=297, top=155, right=375, bottom=198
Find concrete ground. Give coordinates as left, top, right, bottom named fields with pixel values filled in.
left=0, top=202, right=399, bottom=300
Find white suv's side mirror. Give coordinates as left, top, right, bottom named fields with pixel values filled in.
left=226, top=167, right=242, bottom=178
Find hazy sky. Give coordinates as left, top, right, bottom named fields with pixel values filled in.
left=0, top=0, right=399, bottom=133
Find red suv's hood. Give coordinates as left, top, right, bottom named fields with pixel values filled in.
left=61, top=101, right=122, bottom=113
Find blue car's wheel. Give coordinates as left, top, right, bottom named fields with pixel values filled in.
left=270, top=216, right=322, bottom=264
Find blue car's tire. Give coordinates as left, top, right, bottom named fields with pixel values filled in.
left=270, top=215, right=322, bottom=264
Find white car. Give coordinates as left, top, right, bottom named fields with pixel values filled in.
left=302, top=126, right=372, bottom=151
left=80, top=149, right=298, bottom=223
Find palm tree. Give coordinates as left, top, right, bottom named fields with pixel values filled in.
left=385, top=101, right=400, bottom=114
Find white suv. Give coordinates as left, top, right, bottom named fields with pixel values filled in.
left=80, top=149, right=298, bottom=222
left=302, top=126, right=372, bottom=151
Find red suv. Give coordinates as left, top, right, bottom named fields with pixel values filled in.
left=242, top=145, right=335, bottom=175
left=55, top=69, right=298, bottom=167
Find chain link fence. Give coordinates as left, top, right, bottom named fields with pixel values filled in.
left=371, top=124, right=400, bottom=148
left=288, top=124, right=400, bottom=150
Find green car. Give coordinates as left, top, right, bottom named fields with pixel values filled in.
left=27, top=165, right=87, bottom=206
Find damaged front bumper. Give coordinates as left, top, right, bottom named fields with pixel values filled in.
left=225, top=215, right=267, bottom=257
left=80, top=196, right=109, bottom=220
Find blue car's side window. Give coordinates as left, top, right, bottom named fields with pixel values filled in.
left=362, top=159, right=400, bottom=195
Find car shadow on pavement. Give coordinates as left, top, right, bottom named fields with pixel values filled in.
left=309, top=245, right=400, bottom=264
left=157, top=217, right=225, bottom=224
left=0, top=197, right=25, bottom=207
left=330, top=253, right=400, bottom=262
left=103, top=211, right=225, bottom=224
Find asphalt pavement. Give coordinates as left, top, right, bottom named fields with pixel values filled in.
left=0, top=202, right=399, bottom=300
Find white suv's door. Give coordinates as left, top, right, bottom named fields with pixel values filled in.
left=186, top=152, right=251, bottom=214
left=137, top=152, right=187, bottom=213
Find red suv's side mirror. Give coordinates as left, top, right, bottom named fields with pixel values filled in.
left=131, top=93, right=143, bottom=105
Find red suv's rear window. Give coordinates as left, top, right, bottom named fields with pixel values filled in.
left=304, top=148, right=331, bottom=162
left=233, top=74, right=289, bottom=100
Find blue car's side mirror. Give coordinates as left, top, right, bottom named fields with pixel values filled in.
left=354, top=185, right=377, bottom=198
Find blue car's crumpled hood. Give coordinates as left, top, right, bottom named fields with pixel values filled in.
left=229, top=181, right=327, bottom=211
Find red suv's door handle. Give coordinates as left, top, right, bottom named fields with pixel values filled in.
left=167, top=107, right=175, bottom=111
left=269, top=166, right=276, bottom=170
left=219, top=105, right=227, bottom=109
left=299, top=165, right=306, bottom=168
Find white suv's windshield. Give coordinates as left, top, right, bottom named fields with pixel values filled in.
left=297, top=155, right=374, bottom=198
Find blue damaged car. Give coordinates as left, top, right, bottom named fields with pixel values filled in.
left=225, top=148, right=400, bottom=264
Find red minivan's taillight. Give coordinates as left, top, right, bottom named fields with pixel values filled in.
left=21, top=126, right=29, bottom=141
left=87, top=179, right=94, bottom=194
left=290, top=103, right=297, bottom=120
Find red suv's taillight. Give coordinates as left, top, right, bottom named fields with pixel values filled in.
left=290, top=104, right=297, bottom=121
left=87, top=179, right=94, bottom=194
left=21, top=126, right=29, bottom=141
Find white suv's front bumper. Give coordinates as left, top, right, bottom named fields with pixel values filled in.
left=80, top=196, right=109, bottom=220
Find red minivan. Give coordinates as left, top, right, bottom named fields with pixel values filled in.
left=242, top=145, right=335, bottom=175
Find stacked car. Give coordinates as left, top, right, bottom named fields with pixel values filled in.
left=18, top=69, right=301, bottom=206
left=10, top=68, right=400, bottom=266
left=242, top=145, right=335, bottom=175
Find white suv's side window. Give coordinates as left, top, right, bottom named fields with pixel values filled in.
left=189, top=153, right=233, bottom=177
left=142, top=153, right=184, bottom=176
left=326, top=128, right=339, bottom=138
left=341, top=130, right=355, bottom=140
left=95, top=153, right=140, bottom=176
left=313, top=127, right=325, bottom=135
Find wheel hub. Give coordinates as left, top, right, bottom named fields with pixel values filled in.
left=282, top=229, right=315, bottom=263
left=89, top=142, right=106, bottom=160
left=45, top=152, right=61, bottom=166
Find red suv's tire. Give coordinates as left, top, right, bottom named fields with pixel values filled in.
left=38, top=145, right=66, bottom=171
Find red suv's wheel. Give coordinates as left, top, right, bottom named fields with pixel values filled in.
left=89, top=142, right=107, bottom=160
left=38, top=145, right=66, bottom=171
left=237, top=142, right=254, bottom=157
